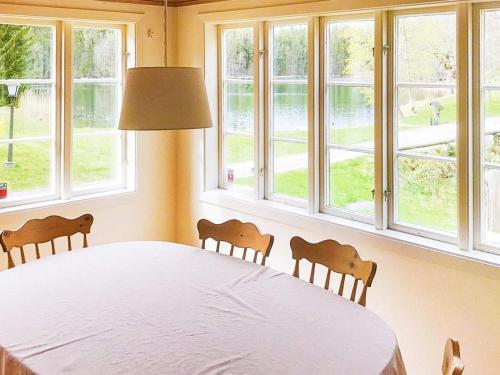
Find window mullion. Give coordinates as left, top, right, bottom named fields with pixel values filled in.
left=457, top=2, right=473, bottom=251
left=263, top=21, right=272, bottom=200
left=374, top=10, right=389, bottom=230
left=308, top=16, right=320, bottom=214
left=62, top=21, right=73, bottom=200
left=256, top=21, right=265, bottom=200
left=319, top=16, right=327, bottom=215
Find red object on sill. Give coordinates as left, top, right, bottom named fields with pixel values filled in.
left=0, top=183, right=6, bottom=199
left=228, top=169, right=234, bottom=183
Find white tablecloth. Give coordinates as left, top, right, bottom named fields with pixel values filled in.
left=0, top=241, right=406, bottom=375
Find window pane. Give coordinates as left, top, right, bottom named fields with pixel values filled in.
left=396, top=87, right=457, bottom=153
left=71, top=27, right=123, bottom=191
left=328, top=20, right=374, bottom=83
left=0, top=23, right=56, bottom=204
left=481, top=11, right=500, bottom=248
left=396, top=14, right=456, bottom=83
left=221, top=28, right=254, bottom=189
left=72, top=134, right=121, bottom=189
left=272, top=24, right=308, bottom=79
left=396, top=86, right=456, bottom=143
left=0, top=140, right=55, bottom=199
left=0, top=84, right=54, bottom=139
left=223, top=83, right=254, bottom=187
left=272, top=83, right=307, bottom=140
left=0, top=24, right=54, bottom=80
left=328, top=149, right=374, bottom=216
left=484, top=10, right=500, bottom=86
left=327, top=86, right=374, bottom=147
left=396, top=157, right=457, bottom=233
left=72, top=28, right=120, bottom=79
left=73, top=83, right=121, bottom=133
left=484, top=90, right=500, bottom=163
left=223, top=28, right=253, bottom=79
left=224, top=82, right=253, bottom=133
left=223, top=133, right=253, bottom=188
left=272, top=140, right=308, bottom=200
left=483, top=168, right=500, bottom=244
left=270, top=24, right=308, bottom=202
left=393, top=12, right=457, bottom=235
left=324, top=19, right=374, bottom=219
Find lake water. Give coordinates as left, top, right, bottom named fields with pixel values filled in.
left=225, top=83, right=374, bottom=134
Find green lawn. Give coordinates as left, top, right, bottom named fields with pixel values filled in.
left=0, top=106, right=119, bottom=195
left=237, top=155, right=457, bottom=232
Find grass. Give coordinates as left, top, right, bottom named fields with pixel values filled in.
left=0, top=106, right=120, bottom=196
left=236, top=155, right=457, bottom=232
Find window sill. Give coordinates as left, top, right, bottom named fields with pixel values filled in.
left=200, top=189, right=500, bottom=268
left=0, top=189, right=136, bottom=216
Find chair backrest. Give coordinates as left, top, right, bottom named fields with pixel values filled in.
left=290, top=236, right=377, bottom=307
left=442, top=338, right=464, bottom=375
left=197, top=219, right=274, bottom=265
left=0, top=214, right=94, bottom=269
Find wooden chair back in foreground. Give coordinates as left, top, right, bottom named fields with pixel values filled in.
left=290, top=236, right=377, bottom=307
left=442, top=338, right=464, bottom=375
left=197, top=219, right=274, bottom=265
left=0, top=214, right=94, bottom=269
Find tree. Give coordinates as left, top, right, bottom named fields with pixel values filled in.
left=0, top=24, right=34, bottom=106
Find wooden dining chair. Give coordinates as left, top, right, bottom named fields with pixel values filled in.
left=197, top=219, right=274, bottom=265
left=0, top=214, right=94, bottom=269
left=442, top=338, right=464, bottom=375
left=290, top=236, right=377, bottom=307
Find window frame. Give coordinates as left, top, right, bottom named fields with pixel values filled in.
left=319, top=13, right=377, bottom=225
left=264, top=18, right=311, bottom=208
left=386, top=6, right=460, bottom=244
left=65, top=22, right=130, bottom=198
left=212, top=3, right=500, bottom=256
left=0, top=17, right=135, bottom=211
left=473, top=1, right=500, bottom=256
left=0, top=18, right=62, bottom=209
left=217, top=23, right=260, bottom=196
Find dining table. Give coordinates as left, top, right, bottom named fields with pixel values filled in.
left=0, top=241, right=406, bottom=375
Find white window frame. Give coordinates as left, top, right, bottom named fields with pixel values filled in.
left=319, top=13, right=377, bottom=225
left=211, top=2, right=500, bottom=256
left=473, top=1, right=500, bottom=256
left=265, top=19, right=311, bottom=208
left=0, top=18, right=62, bottom=209
left=387, top=6, right=460, bottom=244
left=0, top=17, right=135, bottom=211
left=65, top=22, right=130, bottom=198
left=217, top=23, right=260, bottom=196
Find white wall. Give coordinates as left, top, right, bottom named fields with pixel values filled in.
left=0, top=0, right=178, bottom=269
left=170, top=1, right=500, bottom=374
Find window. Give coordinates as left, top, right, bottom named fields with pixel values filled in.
left=0, top=19, right=133, bottom=209
left=215, top=4, right=500, bottom=255
left=71, top=26, right=126, bottom=194
left=390, top=11, right=457, bottom=237
left=268, top=23, right=309, bottom=203
left=478, top=7, right=500, bottom=249
left=0, top=22, right=57, bottom=203
left=323, top=18, right=375, bottom=220
left=220, top=26, right=256, bottom=190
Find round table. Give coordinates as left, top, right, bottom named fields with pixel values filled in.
left=0, top=241, right=406, bottom=375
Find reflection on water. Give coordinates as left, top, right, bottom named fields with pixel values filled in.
left=225, top=84, right=374, bottom=134
left=328, top=86, right=374, bottom=129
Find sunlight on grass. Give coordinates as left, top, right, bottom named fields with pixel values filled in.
left=237, top=156, right=457, bottom=231
left=0, top=141, right=53, bottom=193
